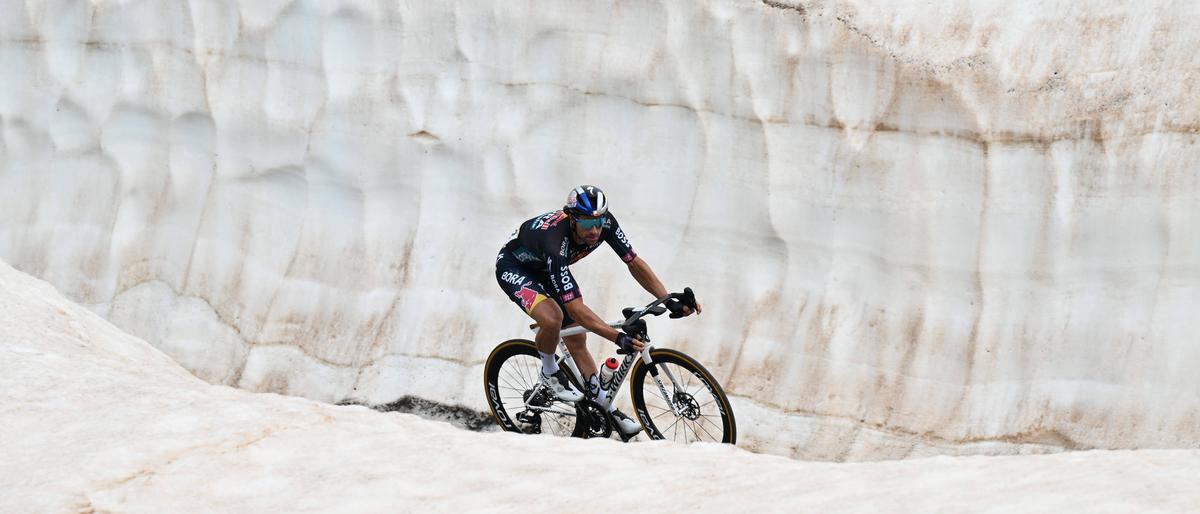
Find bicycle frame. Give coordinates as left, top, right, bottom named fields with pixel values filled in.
left=529, top=312, right=688, bottom=418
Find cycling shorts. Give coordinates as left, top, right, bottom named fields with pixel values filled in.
left=495, top=255, right=576, bottom=328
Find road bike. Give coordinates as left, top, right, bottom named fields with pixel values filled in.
left=483, top=288, right=736, bottom=444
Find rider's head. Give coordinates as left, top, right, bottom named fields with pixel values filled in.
left=564, top=185, right=607, bottom=244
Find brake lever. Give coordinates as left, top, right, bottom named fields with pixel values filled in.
left=667, top=298, right=686, bottom=318
left=667, top=287, right=699, bottom=318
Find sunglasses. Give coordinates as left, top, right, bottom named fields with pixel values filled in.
left=575, top=217, right=604, bottom=229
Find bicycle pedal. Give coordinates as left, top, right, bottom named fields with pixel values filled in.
left=515, top=410, right=542, bottom=433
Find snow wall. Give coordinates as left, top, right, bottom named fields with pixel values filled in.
left=1, top=0, right=1198, bottom=460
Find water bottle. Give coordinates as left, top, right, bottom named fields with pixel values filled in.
left=599, top=357, right=620, bottom=392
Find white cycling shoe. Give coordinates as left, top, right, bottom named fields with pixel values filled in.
left=610, top=408, right=642, bottom=437
left=539, top=369, right=584, bottom=403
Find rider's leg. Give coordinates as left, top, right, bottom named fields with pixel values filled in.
left=566, top=325, right=637, bottom=435
left=529, top=299, right=564, bottom=373
left=562, top=329, right=598, bottom=381
left=527, top=300, right=584, bottom=402
left=565, top=329, right=616, bottom=406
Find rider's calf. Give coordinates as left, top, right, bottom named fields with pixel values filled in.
left=562, top=331, right=598, bottom=385
left=530, top=300, right=562, bottom=355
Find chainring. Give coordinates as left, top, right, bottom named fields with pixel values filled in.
left=576, top=400, right=613, bottom=439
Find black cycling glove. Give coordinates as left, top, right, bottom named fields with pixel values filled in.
left=616, top=333, right=640, bottom=354
left=664, top=298, right=689, bottom=318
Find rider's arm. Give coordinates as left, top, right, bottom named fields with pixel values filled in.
left=626, top=256, right=668, bottom=298
left=602, top=214, right=638, bottom=263
left=540, top=232, right=633, bottom=344
left=608, top=216, right=701, bottom=316
left=562, top=298, right=624, bottom=343
left=627, top=256, right=702, bottom=316
left=604, top=215, right=669, bottom=300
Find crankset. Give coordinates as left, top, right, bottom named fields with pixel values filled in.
left=576, top=400, right=613, bottom=439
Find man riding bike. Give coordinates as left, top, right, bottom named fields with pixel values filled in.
left=494, top=184, right=701, bottom=437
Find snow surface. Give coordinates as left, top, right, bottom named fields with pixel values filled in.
left=2, top=0, right=1200, bottom=461
left=3, top=260, right=1199, bottom=513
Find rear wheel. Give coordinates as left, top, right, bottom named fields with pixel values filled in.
left=629, top=348, right=736, bottom=444
left=483, top=339, right=582, bottom=437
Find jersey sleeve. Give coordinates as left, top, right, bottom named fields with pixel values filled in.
left=543, top=233, right=582, bottom=303
left=604, top=214, right=638, bottom=263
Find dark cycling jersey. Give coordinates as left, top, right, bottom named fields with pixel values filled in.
left=496, top=210, right=637, bottom=305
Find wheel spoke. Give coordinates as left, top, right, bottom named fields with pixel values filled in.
left=697, top=415, right=723, bottom=432
left=640, top=381, right=676, bottom=432
left=686, top=419, right=704, bottom=443
left=645, top=403, right=671, bottom=414
left=672, top=410, right=691, bottom=441
left=652, top=409, right=677, bottom=422
left=522, top=358, right=538, bottom=389
left=501, top=366, right=526, bottom=389
left=530, top=365, right=542, bottom=390
left=500, top=362, right=520, bottom=382
left=499, top=376, right=527, bottom=393
left=545, top=403, right=576, bottom=436
left=547, top=412, right=564, bottom=430
left=692, top=417, right=719, bottom=441
left=685, top=419, right=702, bottom=441
left=546, top=414, right=563, bottom=434
left=499, top=386, right=530, bottom=397
left=520, top=366, right=539, bottom=390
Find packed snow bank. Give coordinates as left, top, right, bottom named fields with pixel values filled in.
left=3, top=0, right=1200, bottom=460
left=3, top=260, right=1199, bottom=513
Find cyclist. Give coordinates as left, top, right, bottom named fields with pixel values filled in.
left=495, top=184, right=700, bottom=437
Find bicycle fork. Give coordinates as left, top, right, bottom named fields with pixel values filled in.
left=644, top=350, right=685, bottom=417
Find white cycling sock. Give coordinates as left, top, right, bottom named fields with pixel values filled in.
left=539, top=351, right=558, bottom=376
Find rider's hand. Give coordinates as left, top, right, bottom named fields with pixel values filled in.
left=616, top=333, right=645, bottom=354
left=665, top=298, right=702, bottom=318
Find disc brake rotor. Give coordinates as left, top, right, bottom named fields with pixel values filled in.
left=672, top=391, right=702, bottom=421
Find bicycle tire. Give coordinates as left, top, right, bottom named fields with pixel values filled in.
left=483, top=339, right=583, bottom=437
left=629, top=348, right=737, bottom=444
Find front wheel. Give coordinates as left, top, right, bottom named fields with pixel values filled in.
left=629, top=348, right=737, bottom=445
